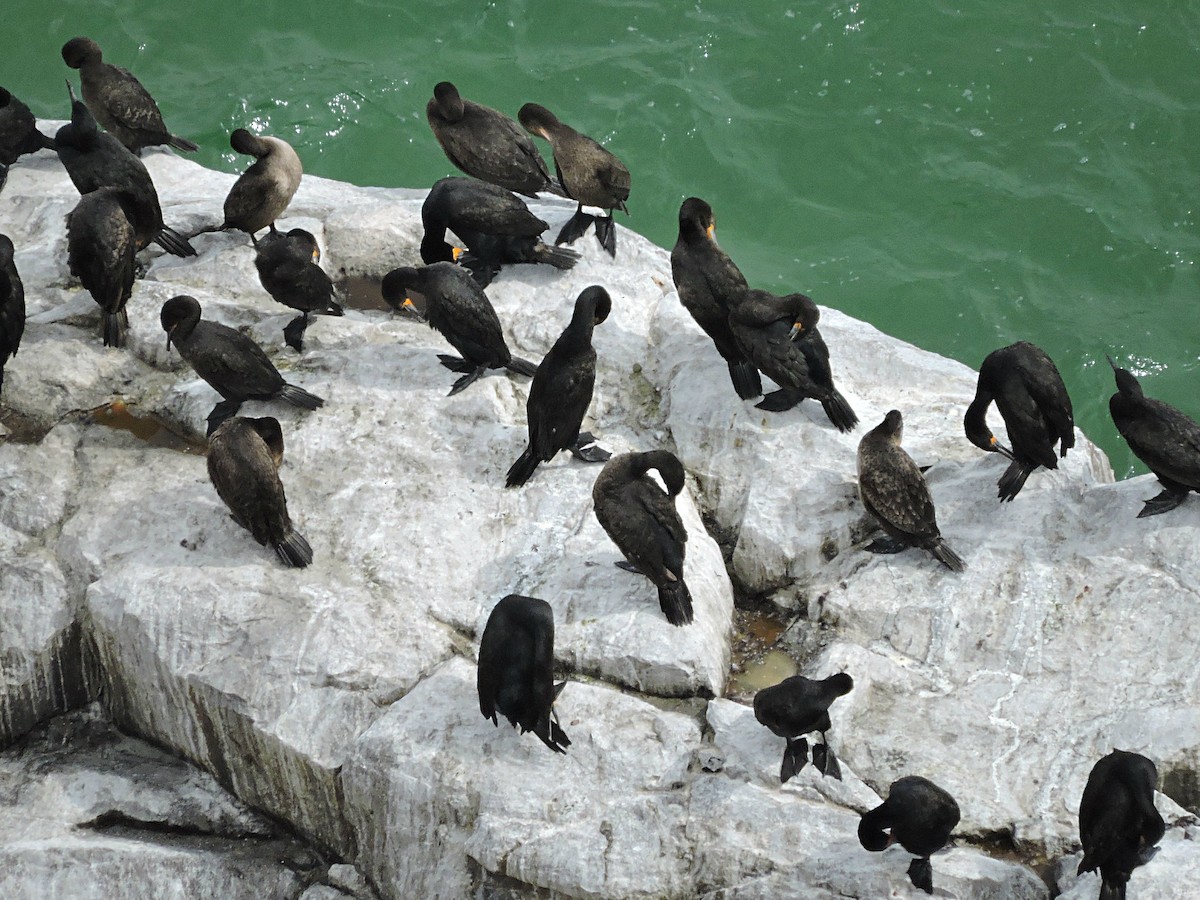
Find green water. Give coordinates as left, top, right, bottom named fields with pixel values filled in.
left=5, top=1, right=1199, bottom=476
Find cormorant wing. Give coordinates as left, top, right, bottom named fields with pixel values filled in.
left=96, top=65, right=168, bottom=135
left=859, top=451, right=941, bottom=541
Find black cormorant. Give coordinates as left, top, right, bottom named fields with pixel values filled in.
left=221, top=128, right=302, bottom=242
left=592, top=449, right=693, bottom=626
left=66, top=187, right=137, bottom=347
left=0, top=87, right=56, bottom=191
left=1077, top=749, right=1165, bottom=900
left=207, top=415, right=312, bottom=568
left=477, top=594, right=570, bottom=753
left=753, top=672, right=853, bottom=783
left=1108, top=357, right=1200, bottom=517
left=160, top=295, right=324, bottom=435
left=254, top=229, right=343, bottom=352
left=421, top=176, right=579, bottom=287
left=61, top=37, right=198, bottom=154
left=858, top=410, right=965, bottom=571
left=518, top=103, right=630, bottom=257
left=506, top=286, right=611, bottom=487
left=670, top=197, right=761, bottom=400
left=728, top=288, right=857, bottom=430
left=858, top=775, right=961, bottom=895
left=381, top=262, right=537, bottom=395
left=0, top=234, right=24, bottom=395
left=964, top=341, right=1075, bottom=501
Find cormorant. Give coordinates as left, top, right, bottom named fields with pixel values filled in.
left=0, top=234, right=24, bottom=395
left=1108, top=357, right=1200, bottom=517
left=254, top=228, right=343, bottom=352
left=592, top=449, right=693, bottom=626
left=506, top=286, right=611, bottom=487
left=160, top=295, right=324, bottom=435
left=1077, top=750, right=1165, bottom=900
left=420, top=176, right=579, bottom=287
left=670, top=197, right=761, bottom=400
left=426, top=82, right=561, bottom=198
left=727, top=288, right=857, bottom=430
left=858, top=775, right=961, bottom=895
left=857, top=410, right=965, bottom=571
left=55, top=83, right=194, bottom=257
left=221, top=128, right=302, bottom=242
left=66, top=187, right=137, bottom=347
left=964, top=341, right=1075, bottom=501
left=0, top=87, right=56, bottom=191
left=477, top=594, right=570, bottom=753
left=518, top=103, right=630, bottom=257
left=61, top=37, right=198, bottom=154
left=753, top=672, right=853, bottom=783
left=207, top=416, right=312, bottom=568
left=380, top=262, right=537, bottom=395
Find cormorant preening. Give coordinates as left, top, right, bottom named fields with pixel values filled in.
left=381, top=262, right=537, bottom=395
left=477, top=594, right=570, bottom=753
left=426, top=82, right=561, bottom=198
left=592, top=449, right=693, bottom=626
left=964, top=341, right=1075, bottom=501
left=61, top=37, right=198, bottom=154
left=506, top=286, right=611, bottom=487
left=66, top=187, right=137, bottom=347
left=753, top=672, right=853, bottom=783
left=858, top=775, right=960, bottom=895
left=670, top=197, right=761, bottom=400
left=1108, top=357, right=1200, bottom=517
left=0, top=87, right=56, bottom=191
left=420, top=176, right=579, bottom=287
left=55, top=83, right=194, bottom=257
left=1077, top=750, right=1165, bottom=900
left=222, top=128, right=302, bottom=242
left=857, top=410, right=965, bottom=571
left=254, top=228, right=343, bottom=352
left=518, top=103, right=630, bottom=257
left=727, top=288, right=857, bottom=430
left=0, top=234, right=24, bottom=395
left=160, top=295, right=324, bottom=435
left=207, top=416, right=312, bottom=568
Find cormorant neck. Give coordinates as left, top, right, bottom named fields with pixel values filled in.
left=419, top=230, right=455, bottom=265
left=963, top=394, right=995, bottom=451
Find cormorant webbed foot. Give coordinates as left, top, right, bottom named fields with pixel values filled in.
left=1137, top=488, right=1188, bottom=518
left=865, top=536, right=909, bottom=555
left=811, top=741, right=842, bottom=780
left=755, top=388, right=803, bottom=412
left=447, top=366, right=487, bottom=396
left=556, top=207, right=595, bottom=247
left=780, top=736, right=809, bottom=784
left=570, top=433, right=611, bottom=463
left=205, top=399, right=243, bottom=437
left=283, top=315, right=308, bottom=353
left=594, top=214, right=617, bottom=257
left=907, top=857, right=934, bottom=895
left=437, top=353, right=474, bottom=373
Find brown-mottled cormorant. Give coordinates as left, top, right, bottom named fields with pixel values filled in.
left=254, top=228, right=343, bottom=352
left=592, top=449, right=693, bottom=626
left=0, top=234, right=24, bottom=395
left=67, top=187, right=137, bottom=347
left=477, top=594, right=570, bottom=753
left=858, top=775, right=960, bottom=895
left=753, top=672, right=853, bottom=783
left=222, top=128, right=302, bottom=242
left=1077, top=750, right=1164, bottom=900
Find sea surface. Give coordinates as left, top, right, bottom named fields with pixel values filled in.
left=5, top=1, right=1198, bottom=476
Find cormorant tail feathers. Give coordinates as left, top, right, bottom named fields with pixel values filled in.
left=657, top=579, right=694, bottom=627
left=821, top=388, right=859, bottom=432
left=930, top=539, right=966, bottom=573
left=531, top=243, right=582, bottom=270
left=997, top=459, right=1034, bottom=502
left=155, top=226, right=197, bottom=258
left=728, top=360, right=763, bottom=400
left=169, top=134, right=199, bottom=153
left=274, top=531, right=313, bottom=568
left=278, top=384, right=325, bottom=410
left=505, top=447, right=540, bottom=488
left=505, top=356, right=539, bottom=378
left=102, top=309, right=128, bottom=348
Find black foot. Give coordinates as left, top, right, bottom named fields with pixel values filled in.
left=569, top=434, right=611, bottom=463
left=614, top=560, right=642, bottom=574
left=437, top=354, right=474, bottom=374
left=907, top=857, right=934, bottom=894
left=1137, top=488, right=1188, bottom=518
left=556, top=207, right=595, bottom=246
left=283, top=315, right=308, bottom=352
left=447, top=366, right=487, bottom=396
left=780, top=736, right=809, bottom=784
left=811, top=742, right=842, bottom=780
left=205, top=399, right=242, bottom=437
left=864, top=537, right=909, bottom=555
left=594, top=214, right=617, bottom=257
left=754, top=389, right=803, bottom=412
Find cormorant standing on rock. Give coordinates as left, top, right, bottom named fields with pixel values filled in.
left=518, top=103, right=630, bottom=257
left=477, top=594, right=570, bottom=753
left=858, top=775, right=960, bottom=895
left=1108, top=356, right=1200, bottom=517
left=1, top=87, right=56, bottom=191
left=1077, top=750, right=1165, bottom=900
left=426, top=82, right=561, bottom=198
left=964, top=341, right=1075, bottom=501
left=381, top=263, right=537, bottom=395
left=753, top=672, right=853, bottom=783
left=207, top=416, right=312, bottom=568
left=0, top=234, right=24, bottom=395
left=254, top=229, right=343, bottom=352
left=670, top=197, right=761, bottom=400
left=506, top=286, right=611, bottom=487
left=160, top=295, right=324, bottom=435
left=728, top=288, right=857, bottom=430
left=858, top=410, right=965, bottom=571
left=55, top=83, right=194, bottom=257
left=221, top=128, right=302, bottom=242
left=420, top=177, right=579, bottom=287
left=61, top=37, right=198, bottom=154
left=67, top=187, right=137, bottom=347
left=592, top=450, right=693, bottom=626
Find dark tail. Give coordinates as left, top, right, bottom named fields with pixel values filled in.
left=505, top=356, right=539, bottom=378
left=155, top=226, right=197, bottom=258
left=820, top=388, right=858, bottom=432
left=274, top=530, right=313, bottom=568
left=531, top=242, right=581, bottom=270
left=505, top=447, right=540, bottom=488
left=727, top=360, right=762, bottom=400
left=996, top=459, right=1034, bottom=502
left=929, top=538, right=966, bottom=573
left=169, top=134, right=200, bottom=153
left=657, top=578, right=694, bottom=626
left=1098, top=881, right=1125, bottom=900
left=102, top=309, right=128, bottom=348
left=278, top=383, right=325, bottom=410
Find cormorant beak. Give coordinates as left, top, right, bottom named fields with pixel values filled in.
left=705, top=222, right=715, bottom=241
left=165, top=326, right=175, bottom=352
left=310, top=248, right=320, bottom=265
left=398, top=297, right=425, bottom=322
left=451, top=247, right=464, bottom=262
left=989, top=435, right=1015, bottom=460
left=1105, top=354, right=1119, bottom=372
left=788, top=320, right=805, bottom=340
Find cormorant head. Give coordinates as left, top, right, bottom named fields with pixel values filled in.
left=431, top=82, right=464, bottom=122
left=857, top=815, right=893, bottom=852
left=61, top=37, right=102, bottom=69
left=872, top=409, right=904, bottom=444
left=963, top=410, right=1014, bottom=459
left=0, top=88, right=11, bottom=108
left=785, top=293, right=819, bottom=340
left=678, top=197, right=715, bottom=242
left=827, top=672, right=854, bottom=696
left=284, top=229, right=320, bottom=264
left=577, top=285, right=611, bottom=326
left=229, top=128, right=265, bottom=157
left=247, top=416, right=285, bottom=468
left=518, top=103, right=560, bottom=140
left=160, top=295, right=202, bottom=351
left=381, top=267, right=426, bottom=320
left=1107, top=355, right=1144, bottom=398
